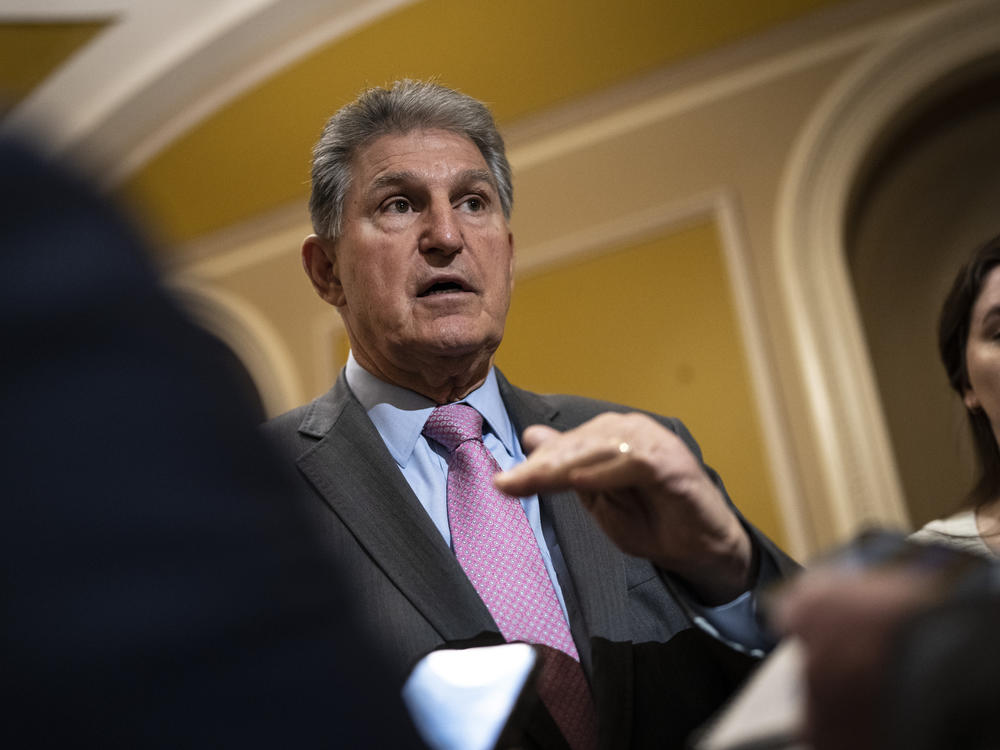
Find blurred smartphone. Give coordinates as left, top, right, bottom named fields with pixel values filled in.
left=402, top=642, right=540, bottom=750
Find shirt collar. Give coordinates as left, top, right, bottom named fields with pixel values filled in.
left=344, top=351, right=517, bottom=467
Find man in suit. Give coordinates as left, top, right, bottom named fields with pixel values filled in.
left=1, top=135, right=423, bottom=748
left=265, top=79, right=797, bottom=749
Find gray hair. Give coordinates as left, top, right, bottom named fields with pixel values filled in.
left=309, top=79, right=513, bottom=240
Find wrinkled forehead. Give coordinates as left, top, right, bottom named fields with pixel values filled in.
left=350, top=128, right=494, bottom=189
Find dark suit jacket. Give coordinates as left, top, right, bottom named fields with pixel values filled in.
left=264, top=371, right=798, bottom=749
left=1, top=137, right=421, bottom=748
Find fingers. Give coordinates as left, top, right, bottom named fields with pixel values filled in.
left=494, top=413, right=656, bottom=497
left=494, top=432, right=626, bottom=496
left=563, top=451, right=653, bottom=491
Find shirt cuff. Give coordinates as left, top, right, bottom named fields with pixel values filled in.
left=687, top=590, right=772, bottom=657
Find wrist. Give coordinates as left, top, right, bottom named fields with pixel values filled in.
left=667, top=522, right=754, bottom=605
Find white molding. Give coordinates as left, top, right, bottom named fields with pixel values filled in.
left=506, top=9, right=898, bottom=174
left=0, top=1, right=132, bottom=16
left=180, top=204, right=308, bottom=279
left=1, top=0, right=415, bottom=182
left=714, top=192, right=812, bottom=560
left=775, top=0, right=1000, bottom=539
left=3, top=0, right=275, bottom=150
left=102, top=0, right=416, bottom=185
left=169, top=277, right=304, bottom=417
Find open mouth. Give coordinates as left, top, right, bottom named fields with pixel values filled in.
left=418, top=279, right=470, bottom=297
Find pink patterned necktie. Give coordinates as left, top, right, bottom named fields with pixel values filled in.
left=423, top=403, right=597, bottom=750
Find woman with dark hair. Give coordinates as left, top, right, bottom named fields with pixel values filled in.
left=911, top=233, right=1000, bottom=557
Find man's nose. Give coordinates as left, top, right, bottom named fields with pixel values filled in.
left=418, top=202, right=463, bottom=256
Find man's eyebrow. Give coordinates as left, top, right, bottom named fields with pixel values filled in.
left=367, top=171, right=418, bottom=194
left=457, top=168, right=496, bottom=187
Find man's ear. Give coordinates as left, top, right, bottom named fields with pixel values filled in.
left=302, top=234, right=346, bottom=307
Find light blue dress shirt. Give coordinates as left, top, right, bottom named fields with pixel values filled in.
left=344, top=353, right=767, bottom=653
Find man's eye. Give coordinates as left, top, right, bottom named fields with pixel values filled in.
left=462, top=196, right=484, bottom=211
left=385, top=198, right=411, bottom=214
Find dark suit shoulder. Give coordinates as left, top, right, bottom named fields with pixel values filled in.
left=261, top=396, right=337, bottom=466
left=261, top=401, right=312, bottom=456
left=262, top=400, right=312, bottom=437
left=500, top=378, right=688, bottom=445
left=543, top=392, right=682, bottom=426
left=262, top=376, right=353, bottom=449
left=496, top=372, right=679, bottom=424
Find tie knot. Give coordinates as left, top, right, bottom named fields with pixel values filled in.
left=422, top=403, right=483, bottom=453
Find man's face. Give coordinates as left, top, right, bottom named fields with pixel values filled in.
left=320, top=129, right=514, bottom=385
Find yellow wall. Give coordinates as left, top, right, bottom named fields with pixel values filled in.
left=124, top=0, right=842, bottom=245
left=497, top=220, right=784, bottom=546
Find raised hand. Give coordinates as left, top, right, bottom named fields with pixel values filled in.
left=494, top=412, right=753, bottom=604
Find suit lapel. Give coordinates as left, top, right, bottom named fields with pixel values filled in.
left=296, top=375, right=495, bottom=641
left=497, top=373, right=636, bottom=746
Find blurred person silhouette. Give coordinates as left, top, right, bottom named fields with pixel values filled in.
left=0, top=135, right=423, bottom=748
left=774, top=546, right=1000, bottom=750
left=776, top=234, right=1000, bottom=750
